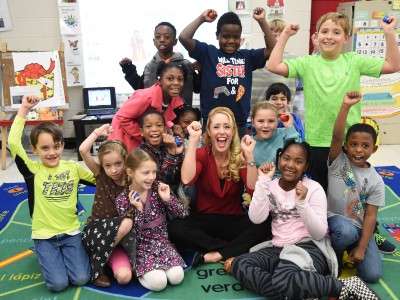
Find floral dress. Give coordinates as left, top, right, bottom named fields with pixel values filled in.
left=115, top=182, right=188, bottom=277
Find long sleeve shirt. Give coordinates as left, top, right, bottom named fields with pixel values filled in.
left=249, top=176, right=328, bottom=247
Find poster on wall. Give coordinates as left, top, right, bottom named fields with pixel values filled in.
left=266, top=0, right=285, bottom=20
left=58, top=1, right=84, bottom=86
left=355, top=28, right=400, bottom=117
left=229, top=0, right=250, bottom=15
left=12, top=51, right=66, bottom=109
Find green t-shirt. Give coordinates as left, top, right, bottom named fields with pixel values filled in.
left=8, top=116, right=96, bottom=238
left=285, top=52, right=384, bottom=147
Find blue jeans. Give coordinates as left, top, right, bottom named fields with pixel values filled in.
left=34, top=233, right=91, bottom=291
left=328, top=215, right=382, bottom=283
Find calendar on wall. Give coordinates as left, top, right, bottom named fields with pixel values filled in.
left=354, top=28, right=400, bottom=117
left=338, top=1, right=400, bottom=118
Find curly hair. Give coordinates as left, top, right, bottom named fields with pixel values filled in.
left=203, top=107, right=241, bottom=182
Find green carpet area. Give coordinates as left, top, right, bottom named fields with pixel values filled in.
left=0, top=170, right=399, bottom=299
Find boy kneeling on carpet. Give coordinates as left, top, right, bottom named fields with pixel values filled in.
left=8, top=94, right=95, bottom=292
left=327, top=91, right=385, bottom=284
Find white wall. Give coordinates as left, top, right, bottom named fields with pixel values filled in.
left=1, top=0, right=312, bottom=138
left=250, top=0, right=312, bottom=56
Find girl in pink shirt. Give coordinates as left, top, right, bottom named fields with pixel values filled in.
left=231, top=140, right=380, bottom=300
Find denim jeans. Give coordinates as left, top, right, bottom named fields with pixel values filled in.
left=328, top=215, right=382, bottom=283
left=34, top=233, right=91, bottom=291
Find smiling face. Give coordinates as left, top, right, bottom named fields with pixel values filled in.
left=153, top=25, right=177, bottom=55
left=140, top=113, right=166, bottom=148
left=102, top=151, right=125, bottom=183
left=177, top=111, right=198, bottom=138
left=128, top=160, right=157, bottom=193
left=317, top=19, right=349, bottom=59
left=252, top=108, right=278, bottom=140
left=279, top=144, right=309, bottom=183
left=31, top=133, right=64, bottom=168
left=268, top=92, right=288, bottom=114
left=344, top=132, right=377, bottom=168
left=207, top=113, right=234, bottom=154
left=218, top=24, right=242, bottom=54
left=159, top=66, right=184, bottom=103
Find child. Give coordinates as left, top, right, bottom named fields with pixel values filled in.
left=327, top=91, right=385, bottom=283
left=251, top=18, right=298, bottom=106
left=179, top=8, right=276, bottom=138
left=231, top=140, right=380, bottom=299
left=115, top=148, right=188, bottom=291
left=80, top=124, right=135, bottom=287
left=267, top=12, right=400, bottom=192
left=119, top=21, right=200, bottom=106
left=109, top=61, right=186, bottom=151
left=266, top=82, right=304, bottom=140
left=171, top=105, right=202, bottom=151
left=249, top=101, right=301, bottom=181
left=8, top=95, right=95, bottom=292
left=170, top=105, right=202, bottom=209
left=139, top=110, right=184, bottom=191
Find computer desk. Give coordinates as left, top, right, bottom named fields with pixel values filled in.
left=68, top=114, right=113, bottom=161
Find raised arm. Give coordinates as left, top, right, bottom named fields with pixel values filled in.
left=253, top=7, right=276, bottom=60
left=179, top=9, right=217, bottom=53
left=380, top=16, right=400, bottom=74
left=17, top=94, right=40, bottom=119
left=181, top=121, right=202, bottom=184
left=329, top=91, right=362, bottom=164
left=267, top=23, right=299, bottom=76
left=79, top=124, right=113, bottom=176
left=240, top=135, right=257, bottom=190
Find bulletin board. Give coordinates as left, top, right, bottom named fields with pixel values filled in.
left=0, top=49, right=68, bottom=110
left=355, top=28, right=400, bottom=118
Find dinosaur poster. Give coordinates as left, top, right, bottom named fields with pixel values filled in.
left=11, top=51, right=66, bottom=109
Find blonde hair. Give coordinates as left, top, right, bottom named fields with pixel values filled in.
left=203, top=107, right=241, bottom=182
left=124, top=148, right=157, bottom=199
left=268, top=18, right=286, bottom=33
left=250, top=101, right=278, bottom=119
left=316, top=12, right=350, bottom=36
left=98, top=140, right=127, bottom=166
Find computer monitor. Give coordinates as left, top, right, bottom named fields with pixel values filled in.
left=83, top=86, right=116, bottom=110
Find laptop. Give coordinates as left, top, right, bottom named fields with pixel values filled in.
left=83, top=86, right=117, bottom=115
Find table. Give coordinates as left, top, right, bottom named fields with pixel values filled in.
left=68, top=115, right=113, bottom=161
left=1, top=119, right=64, bottom=170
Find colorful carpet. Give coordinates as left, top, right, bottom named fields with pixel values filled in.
left=0, top=166, right=399, bottom=299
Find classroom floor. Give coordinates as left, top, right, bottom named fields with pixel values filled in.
left=1, top=145, right=400, bottom=185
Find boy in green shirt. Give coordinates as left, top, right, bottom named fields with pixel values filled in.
left=8, top=94, right=96, bottom=291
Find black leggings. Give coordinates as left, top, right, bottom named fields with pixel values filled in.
left=231, top=241, right=342, bottom=299
left=168, top=213, right=271, bottom=259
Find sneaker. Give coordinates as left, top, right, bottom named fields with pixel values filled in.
left=374, top=233, right=396, bottom=254
left=339, top=276, right=380, bottom=300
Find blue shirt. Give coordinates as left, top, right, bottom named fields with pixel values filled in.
left=190, top=40, right=266, bottom=125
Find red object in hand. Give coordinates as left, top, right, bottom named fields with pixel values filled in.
left=279, top=114, right=289, bottom=122
left=208, top=11, right=217, bottom=19
left=166, top=121, right=174, bottom=129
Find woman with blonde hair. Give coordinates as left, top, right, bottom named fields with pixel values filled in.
left=168, top=107, right=271, bottom=268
